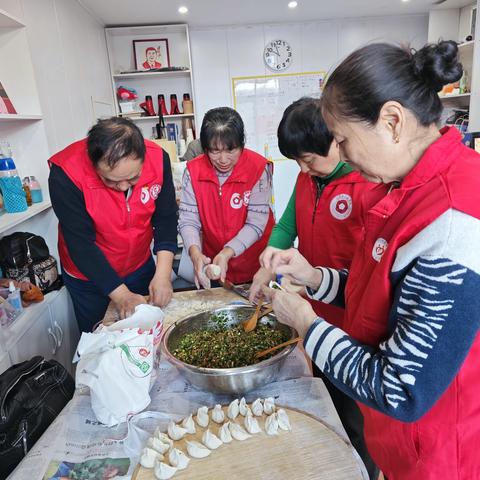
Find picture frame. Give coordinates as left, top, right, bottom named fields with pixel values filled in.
left=133, top=38, right=170, bottom=71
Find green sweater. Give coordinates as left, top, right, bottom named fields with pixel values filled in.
left=268, top=162, right=353, bottom=248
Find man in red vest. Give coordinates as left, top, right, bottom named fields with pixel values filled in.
left=250, top=97, right=382, bottom=479
left=49, top=117, right=178, bottom=332
left=178, top=107, right=274, bottom=286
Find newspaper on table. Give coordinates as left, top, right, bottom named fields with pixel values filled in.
left=9, top=349, right=366, bottom=480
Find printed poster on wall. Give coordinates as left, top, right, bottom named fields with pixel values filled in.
left=232, top=71, right=325, bottom=161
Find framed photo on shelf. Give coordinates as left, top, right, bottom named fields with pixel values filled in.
left=0, top=81, right=16, bottom=114
left=133, top=39, right=170, bottom=71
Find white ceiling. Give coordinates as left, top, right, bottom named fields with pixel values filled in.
left=78, top=0, right=472, bottom=27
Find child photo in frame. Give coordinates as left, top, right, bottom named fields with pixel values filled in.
left=133, top=39, right=170, bottom=71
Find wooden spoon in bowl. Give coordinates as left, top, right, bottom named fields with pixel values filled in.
left=242, top=295, right=264, bottom=332
left=254, top=336, right=302, bottom=361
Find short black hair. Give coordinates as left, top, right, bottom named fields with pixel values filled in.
left=200, top=107, right=245, bottom=151
left=322, top=40, right=463, bottom=126
left=87, top=117, right=146, bottom=169
left=278, top=97, right=333, bottom=159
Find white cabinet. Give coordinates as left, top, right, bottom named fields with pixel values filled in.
left=105, top=24, right=197, bottom=144
left=1, top=288, right=79, bottom=376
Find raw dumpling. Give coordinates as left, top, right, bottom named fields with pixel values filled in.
left=167, top=420, right=188, bottom=441
left=227, top=399, right=239, bottom=420
left=251, top=398, right=264, bottom=416
left=148, top=436, right=171, bottom=455
left=265, top=413, right=279, bottom=436
left=181, top=414, right=196, bottom=434
left=153, top=429, right=174, bottom=448
left=154, top=459, right=177, bottom=480
left=263, top=397, right=276, bottom=415
left=140, top=447, right=163, bottom=468
left=186, top=440, right=211, bottom=459
left=228, top=421, right=251, bottom=441
left=211, top=404, right=225, bottom=424
left=168, top=448, right=190, bottom=470
left=196, top=406, right=210, bottom=428
left=202, top=429, right=223, bottom=449
left=244, top=412, right=262, bottom=434
left=219, top=422, right=233, bottom=443
left=239, top=397, right=248, bottom=416
left=277, top=408, right=292, bottom=431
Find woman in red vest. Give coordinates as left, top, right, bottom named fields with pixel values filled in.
left=49, top=118, right=178, bottom=331
left=262, top=41, right=480, bottom=479
left=178, top=107, right=274, bottom=287
left=249, top=97, right=380, bottom=479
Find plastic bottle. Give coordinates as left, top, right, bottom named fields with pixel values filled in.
left=26, top=176, right=43, bottom=203
left=22, top=178, right=32, bottom=206
left=7, top=281, right=22, bottom=313
left=0, top=143, right=27, bottom=213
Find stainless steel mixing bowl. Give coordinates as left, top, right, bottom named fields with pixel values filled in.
left=161, top=305, right=298, bottom=394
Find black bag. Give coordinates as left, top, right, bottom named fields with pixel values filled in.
left=0, top=357, right=74, bottom=479
left=0, top=232, right=62, bottom=293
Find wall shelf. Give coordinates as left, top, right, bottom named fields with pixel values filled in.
left=0, top=114, right=43, bottom=121
left=118, top=113, right=195, bottom=121
left=113, top=70, right=191, bottom=79
left=440, top=93, right=471, bottom=100
left=0, top=200, right=51, bottom=235
left=0, top=8, right=25, bottom=28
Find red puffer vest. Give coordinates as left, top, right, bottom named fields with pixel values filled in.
left=344, top=128, right=480, bottom=479
left=188, top=148, right=274, bottom=284
left=49, top=139, right=164, bottom=280
left=296, top=171, right=384, bottom=327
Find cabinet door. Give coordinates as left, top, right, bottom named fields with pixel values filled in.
left=8, top=308, right=57, bottom=364
left=48, top=287, right=79, bottom=375
left=0, top=351, right=11, bottom=375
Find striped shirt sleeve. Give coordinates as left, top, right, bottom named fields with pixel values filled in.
left=306, top=267, right=348, bottom=307
left=303, top=209, right=480, bottom=422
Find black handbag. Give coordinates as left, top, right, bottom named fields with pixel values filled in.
left=0, top=357, right=75, bottom=479
left=0, top=232, right=62, bottom=293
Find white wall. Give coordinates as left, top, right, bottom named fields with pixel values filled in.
left=22, top=0, right=115, bottom=154
left=190, top=14, right=429, bottom=123
left=190, top=14, right=428, bottom=217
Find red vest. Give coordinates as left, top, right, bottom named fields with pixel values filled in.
left=49, top=139, right=164, bottom=280
left=188, top=149, right=274, bottom=284
left=344, top=128, right=480, bottom=479
left=296, top=171, right=385, bottom=327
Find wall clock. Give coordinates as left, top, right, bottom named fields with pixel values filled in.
left=263, top=39, right=292, bottom=71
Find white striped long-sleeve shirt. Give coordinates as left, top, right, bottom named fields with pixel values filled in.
left=304, top=209, right=480, bottom=422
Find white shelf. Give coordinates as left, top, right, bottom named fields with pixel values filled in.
left=0, top=114, right=43, bottom=121
left=0, top=200, right=52, bottom=234
left=113, top=70, right=191, bottom=79
left=119, top=113, right=194, bottom=121
left=0, top=8, right=25, bottom=28
left=440, top=93, right=471, bottom=100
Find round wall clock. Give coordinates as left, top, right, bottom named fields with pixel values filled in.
left=263, top=39, right=293, bottom=71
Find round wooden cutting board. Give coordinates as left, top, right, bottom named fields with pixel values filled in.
left=133, top=405, right=364, bottom=480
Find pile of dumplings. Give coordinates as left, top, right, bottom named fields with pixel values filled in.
left=140, top=397, right=292, bottom=479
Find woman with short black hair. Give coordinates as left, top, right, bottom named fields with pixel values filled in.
left=262, top=40, right=480, bottom=478
left=178, top=107, right=274, bottom=287
left=49, top=117, right=178, bottom=331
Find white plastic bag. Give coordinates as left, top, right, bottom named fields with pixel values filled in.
left=74, top=304, right=164, bottom=427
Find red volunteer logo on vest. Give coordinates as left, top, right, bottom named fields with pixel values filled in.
left=230, top=191, right=251, bottom=209
left=149, top=184, right=162, bottom=200
left=330, top=194, right=353, bottom=220
left=141, top=186, right=150, bottom=204
left=372, top=238, right=388, bottom=262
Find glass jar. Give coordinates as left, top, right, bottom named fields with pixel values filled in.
left=26, top=176, right=43, bottom=203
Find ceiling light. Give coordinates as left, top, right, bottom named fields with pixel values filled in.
left=178, top=6, right=188, bottom=14
left=288, top=1, right=298, bottom=8
left=401, top=0, right=409, bottom=2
